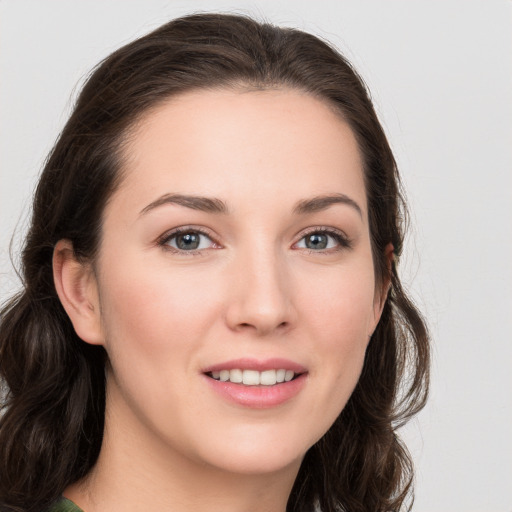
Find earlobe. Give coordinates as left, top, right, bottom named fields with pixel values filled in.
left=53, top=239, right=104, bottom=346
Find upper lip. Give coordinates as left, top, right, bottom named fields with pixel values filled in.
left=202, top=358, right=307, bottom=374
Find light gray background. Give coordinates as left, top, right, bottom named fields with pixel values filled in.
left=1, top=1, right=511, bottom=510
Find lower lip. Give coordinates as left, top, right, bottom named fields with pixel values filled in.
left=203, top=373, right=307, bottom=409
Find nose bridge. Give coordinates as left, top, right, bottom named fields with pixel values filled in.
left=226, top=238, right=295, bottom=335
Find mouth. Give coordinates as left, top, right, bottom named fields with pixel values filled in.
left=206, top=368, right=302, bottom=386
left=202, top=358, right=307, bottom=407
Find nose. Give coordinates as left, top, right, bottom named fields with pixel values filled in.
left=224, top=245, right=297, bottom=336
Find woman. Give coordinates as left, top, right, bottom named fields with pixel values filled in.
left=0, top=13, right=429, bottom=512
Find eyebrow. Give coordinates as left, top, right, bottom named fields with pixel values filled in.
left=139, top=193, right=228, bottom=215
left=139, top=192, right=362, bottom=218
left=293, top=193, right=362, bottom=218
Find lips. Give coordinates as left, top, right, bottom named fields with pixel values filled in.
left=202, top=358, right=307, bottom=408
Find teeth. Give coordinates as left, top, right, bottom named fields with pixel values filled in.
left=260, top=370, right=277, bottom=386
left=230, top=368, right=243, bottom=383
left=242, top=370, right=260, bottom=385
left=209, top=368, right=298, bottom=386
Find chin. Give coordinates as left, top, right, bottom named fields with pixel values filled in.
left=189, top=425, right=316, bottom=477
left=207, top=449, right=305, bottom=477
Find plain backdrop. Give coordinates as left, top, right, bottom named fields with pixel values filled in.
left=1, top=1, right=511, bottom=511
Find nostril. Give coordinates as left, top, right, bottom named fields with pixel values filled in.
left=239, top=320, right=289, bottom=329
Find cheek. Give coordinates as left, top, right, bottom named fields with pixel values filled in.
left=301, top=259, right=376, bottom=344
left=96, top=259, right=223, bottom=364
left=297, top=259, right=375, bottom=414
left=95, top=261, right=225, bottom=432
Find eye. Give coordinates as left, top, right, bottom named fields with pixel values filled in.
left=161, top=229, right=216, bottom=252
left=294, top=229, right=351, bottom=251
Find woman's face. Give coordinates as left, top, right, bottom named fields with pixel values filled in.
left=89, top=88, right=386, bottom=476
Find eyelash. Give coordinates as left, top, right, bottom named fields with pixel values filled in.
left=157, top=226, right=353, bottom=255
left=157, top=226, right=218, bottom=256
left=295, top=226, right=353, bottom=254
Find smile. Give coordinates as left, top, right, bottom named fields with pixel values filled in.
left=207, top=369, right=297, bottom=386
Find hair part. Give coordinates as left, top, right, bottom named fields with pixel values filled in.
left=0, top=13, right=429, bottom=512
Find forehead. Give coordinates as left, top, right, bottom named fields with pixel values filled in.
left=114, top=88, right=367, bottom=217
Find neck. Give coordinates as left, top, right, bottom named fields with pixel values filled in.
left=64, top=379, right=301, bottom=512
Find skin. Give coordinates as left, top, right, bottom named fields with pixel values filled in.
left=54, top=88, right=390, bottom=512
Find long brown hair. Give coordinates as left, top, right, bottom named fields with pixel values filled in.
left=0, top=13, right=429, bottom=512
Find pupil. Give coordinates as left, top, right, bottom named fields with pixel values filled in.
left=306, top=233, right=327, bottom=250
left=177, top=233, right=200, bottom=250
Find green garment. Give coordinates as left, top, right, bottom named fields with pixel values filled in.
left=48, top=497, right=84, bottom=512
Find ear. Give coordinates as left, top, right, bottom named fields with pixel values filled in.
left=53, top=239, right=104, bottom=345
left=370, top=243, right=394, bottom=336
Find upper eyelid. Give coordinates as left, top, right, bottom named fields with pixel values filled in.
left=159, top=225, right=215, bottom=238
left=296, top=226, right=350, bottom=240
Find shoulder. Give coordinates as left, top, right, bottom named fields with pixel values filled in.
left=46, top=497, right=84, bottom=512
